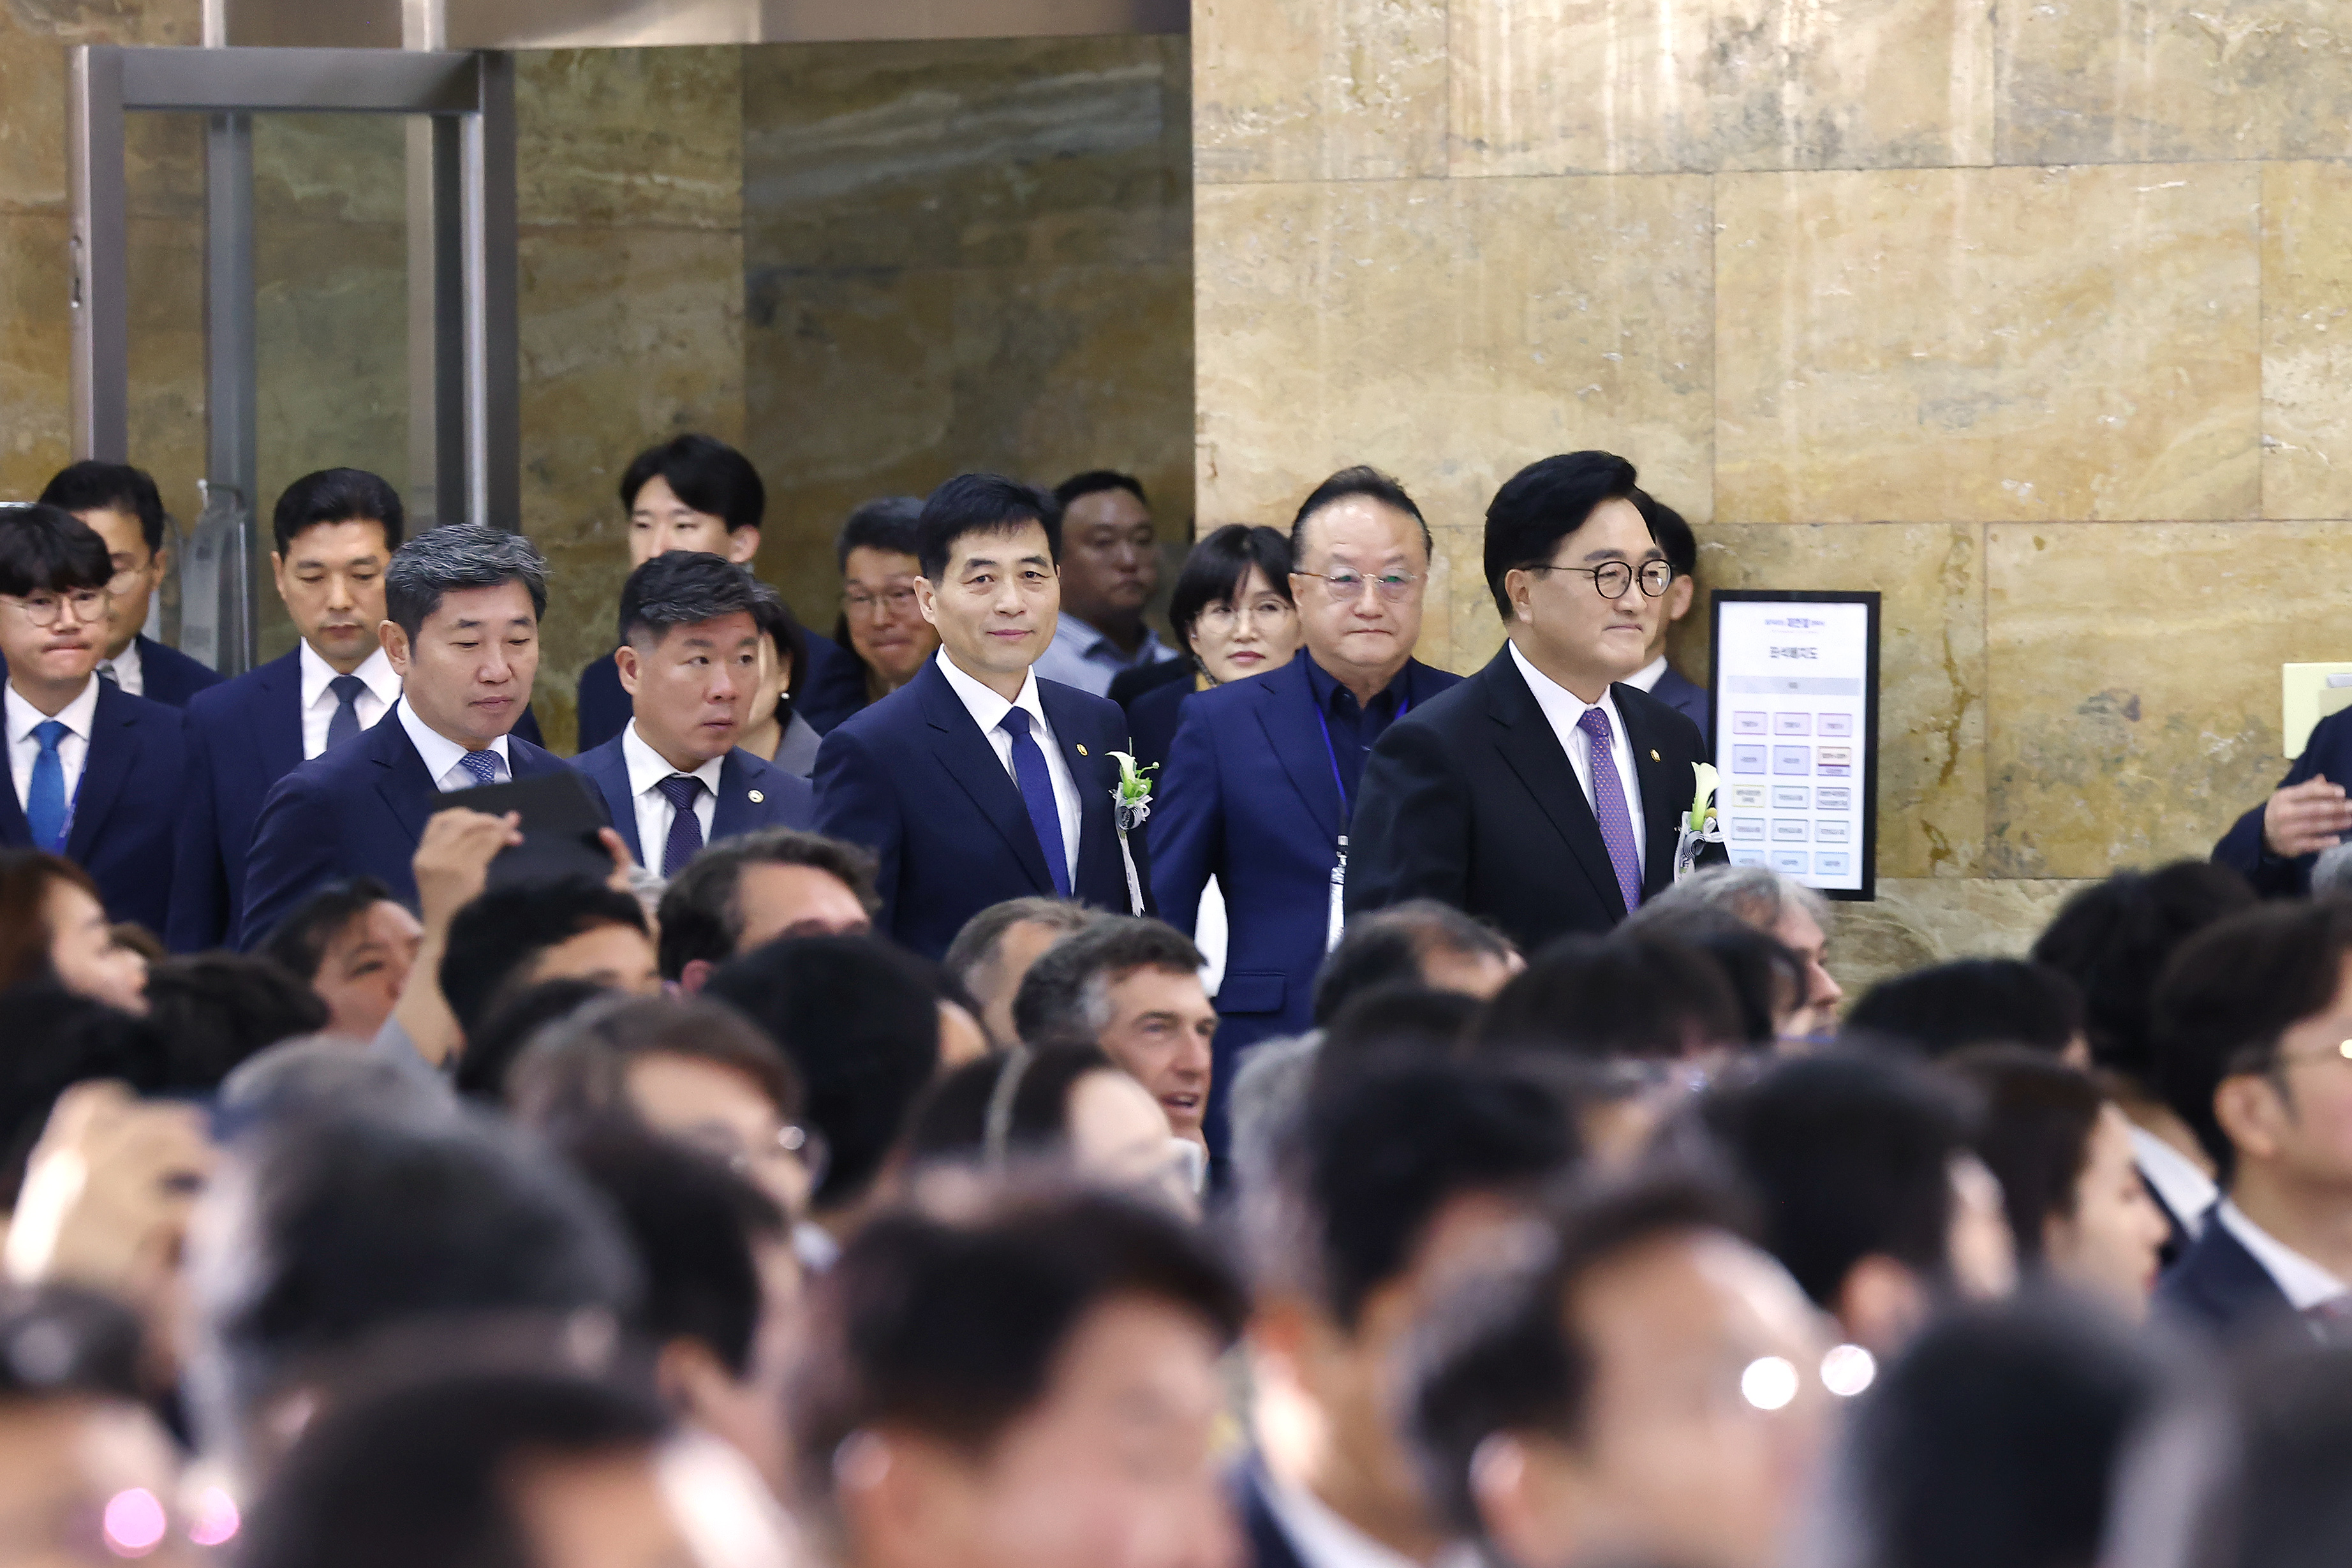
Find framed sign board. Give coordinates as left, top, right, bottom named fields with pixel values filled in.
left=1706, top=591, right=1882, bottom=901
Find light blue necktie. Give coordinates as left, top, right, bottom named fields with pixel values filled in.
left=457, top=749, right=502, bottom=788
left=999, top=707, right=1070, bottom=898
left=25, top=720, right=69, bottom=852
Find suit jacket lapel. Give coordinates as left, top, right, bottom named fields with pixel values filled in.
left=1483, top=651, right=1627, bottom=918
left=711, top=751, right=760, bottom=841
left=64, top=686, right=136, bottom=862
left=582, top=745, right=643, bottom=862
left=371, top=716, right=437, bottom=846
left=1257, top=659, right=1345, bottom=843
left=1617, top=690, right=1688, bottom=899
left=1040, top=683, right=1112, bottom=891
left=917, top=663, right=1054, bottom=894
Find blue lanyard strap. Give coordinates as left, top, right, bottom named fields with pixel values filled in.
left=1313, top=684, right=1411, bottom=829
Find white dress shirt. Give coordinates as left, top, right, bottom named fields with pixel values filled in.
left=1257, top=1472, right=1422, bottom=1568
left=6, top=676, right=100, bottom=817
left=621, top=720, right=722, bottom=869
left=298, top=641, right=399, bottom=760
left=1508, top=640, right=1646, bottom=873
left=94, top=638, right=143, bottom=696
left=1031, top=612, right=1174, bottom=699
left=2130, top=1127, right=2216, bottom=1239
left=396, top=697, right=512, bottom=792
left=2215, top=1198, right=2348, bottom=1311
left=1624, top=653, right=1669, bottom=693
left=934, top=648, right=1081, bottom=885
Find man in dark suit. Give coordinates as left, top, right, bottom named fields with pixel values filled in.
left=166, top=469, right=407, bottom=951
left=31, top=460, right=221, bottom=706
left=571, top=552, right=814, bottom=871
left=2215, top=706, right=2352, bottom=897
left=0, top=504, right=185, bottom=933
left=239, top=524, right=580, bottom=949
left=814, top=473, right=1145, bottom=960
left=2152, top=901, right=2352, bottom=1340
left=1349, top=452, right=1722, bottom=954
left=1626, top=492, right=1709, bottom=736
left=1150, top=467, right=1461, bottom=1150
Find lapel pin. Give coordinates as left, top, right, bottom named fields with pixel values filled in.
left=1077, top=744, right=1089, bottom=757
left=748, top=788, right=764, bottom=803
left=1650, top=750, right=1660, bottom=762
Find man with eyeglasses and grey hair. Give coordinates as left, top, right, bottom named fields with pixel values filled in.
left=1147, top=466, right=1461, bottom=1160
left=238, top=524, right=589, bottom=949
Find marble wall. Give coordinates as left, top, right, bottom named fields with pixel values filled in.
left=1192, top=0, right=2352, bottom=989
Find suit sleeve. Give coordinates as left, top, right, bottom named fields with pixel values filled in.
left=1347, top=716, right=1472, bottom=917
left=165, top=721, right=229, bottom=952
left=1145, top=700, right=1220, bottom=935
left=236, top=771, right=339, bottom=951
left=2215, top=731, right=2336, bottom=897
left=813, top=725, right=905, bottom=937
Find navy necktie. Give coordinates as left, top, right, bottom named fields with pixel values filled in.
left=325, top=674, right=367, bottom=751
left=998, top=707, right=1070, bottom=898
left=457, top=750, right=501, bottom=788
left=657, top=773, right=706, bottom=878
left=25, top=720, right=69, bottom=852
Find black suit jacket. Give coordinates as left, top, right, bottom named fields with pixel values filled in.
left=813, top=658, right=1148, bottom=959
left=2154, top=1209, right=2306, bottom=1343
left=1229, top=1462, right=1309, bottom=1568
left=1347, top=646, right=1722, bottom=952
left=0, top=683, right=185, bottom=933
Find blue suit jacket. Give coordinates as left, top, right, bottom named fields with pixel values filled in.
left=1123, top=674, right=1194, bottom=780
left=813, top=658, right=1147, bottom=960
left=570, top=734, right=816, bottom=866
left=0, top=683, right=185, bottom=934
left=1229, top=1461, right=1308, bottom=1568
left=166, top=649, right=307, bottom=952
left=237, top=710, right=578, bottom=949
left=2216, top=707, right=2352, bottom=896
left=577, top=628, right=849, bottom=755
left=129, top=633, right=225, bottom=707
left=2155, top=1209, right=2304, bottom=1343
left=1651, top=662, right=1710, bottom=737
left=1148, top=653, right=1462, bottom=1149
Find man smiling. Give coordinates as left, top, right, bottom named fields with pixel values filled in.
left=813, top=472, right=1146, bottom=959
left=237, top=525, right=584, bottom=948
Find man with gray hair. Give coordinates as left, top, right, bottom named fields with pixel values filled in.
left=238, top=525, right=584, bottom=947
left=1012, top=915, right=1217, bottom=1150
left=1624, top=862, right=1844, bottom=1042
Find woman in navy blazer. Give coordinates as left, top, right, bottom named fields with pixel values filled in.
left=1116, top=525, right=1303, bottom=778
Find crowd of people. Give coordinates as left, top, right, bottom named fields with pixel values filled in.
left=1, top=437, right=2351, bottom=1567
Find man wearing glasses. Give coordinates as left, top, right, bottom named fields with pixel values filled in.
left=28, top=461, right=220, bottom=706
left=1349, top=450, right=1721, bottom=952
left=1149, top=466, right=1461, bottom=1158
left=0, top=503, right=186, bottom=933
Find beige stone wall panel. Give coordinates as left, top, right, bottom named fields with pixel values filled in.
left=1715, top=163, right=2261, bottom=524
left=2261, top=161, right=2352, bottom=521
left=1194, top=0, right=1449, bottom=184
left=518, top=47, right=744, bottom=232
left=1835, top=875, right=2084, bottom=996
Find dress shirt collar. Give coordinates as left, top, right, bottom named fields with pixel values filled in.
left=935, top=647, right=1047, bottom=737
left=1625, top=653, right=1669, bottom=693
left=621, top=720, right=725, bottom=798
left=1255, top=1468, right=1423, bottom=1568
left=1056, top=612, right=1169, bottom=667
left=1507, top=639, right=1623, bottom=735
left=2216, top=1198, right=2348, bottom=1311
left=99, top=637, right=142, bottom=692
left=396, top=695, right=509, bottom=784
left=299, top=640, right=399, bottom=711
left=1303, top=653, right=1403, bottom=720
left=2129, top=1127, right=2216, bottom=1238
left=6, top=675, right=101, bottom=746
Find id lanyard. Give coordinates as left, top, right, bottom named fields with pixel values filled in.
left=1314, top=690, right=1409, bottom=953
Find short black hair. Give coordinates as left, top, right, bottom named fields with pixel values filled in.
left=439, top=877, right=648, bottom=1040
left=1692, top=1051, right=1974, bottom=1308
left=38, top=461, right=165, bottom=554
left=1052, top=470, right=1148, bottom=510
left=0, top=983, right=167, bottom=1208
left=1312, top=899, right=1516, bottom=1027
left=258, top=876, right=401, bottom=987
left=2030, top=861, right=2258, bottom=1087
left=190, top=1108, right=641, bottom=1449
left=1246, top=1060, right=1579, bottom=1330
left=506, top=992, right=803, bottom=1133
left=0, top=503, right=112, bottom=596
left=915, top=471, right=1061, bottom=584
left=1615, top=904, right=1801, bottom=1047
left=1407, top=1171, right=1754, bottom=1539
left=905, top=1045, right=1120, bottom=1169
left=619, top=433, right=765, bottom=532
left=239, top=1368, right=670, bottom=1568
left=455, top=977, right=614, bottom=1104
left=790, top=1188, right=1245, bottom=1523
left=558, top=1122, right=785, bottom=1378
left=615, top=548, right=772, bottom=648
left=1472, top=933, right=1743, bottom=1060
left=833, top=496, right=925, bottom=570
left=144, top=953, right=332, bottom=1093
left=1942, top=1047, right=2110, bottom=1269
left=1290, top=464, right=1431, bottom=567
left=1169, top=523, right=1293, bottom=655
left=1482, top=450, right=1651, bottom=619
left=702, top=936, right=942, bottom=1211
left=1010, top=917, right=1204, bottom=1051
left=942, top=896, right=1096, bottom=997
left=2152, top=901, right=2352, bottom=1183
left=1639, top=491, right=1697, bottom=580
left=1845, top=959, right=2087, bottom=1060
left=654, top=829, right=878, bottom=980
left=383, top=524, right=549, bottom=642
left=1318, top=982, right=1484, bottom=1080
left=750, top=588, right=811, bottom=707
left=269, top=468, right=406, bottom=557
left=1840, top=1298, right=2174, bottom=1568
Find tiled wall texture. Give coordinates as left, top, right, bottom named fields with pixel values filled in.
left=1192, top=0, right=2352, bottom=986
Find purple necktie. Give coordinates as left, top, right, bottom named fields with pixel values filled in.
left=1576, top=707, right=1643, bottom=915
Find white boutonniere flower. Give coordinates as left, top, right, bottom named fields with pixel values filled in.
left=1109, top=751, right=1156, bottom=913
left=1675, top=761, right=1726, bottom=883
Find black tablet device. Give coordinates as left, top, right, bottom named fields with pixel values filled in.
left=429, top=771, right=616, bottom=889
